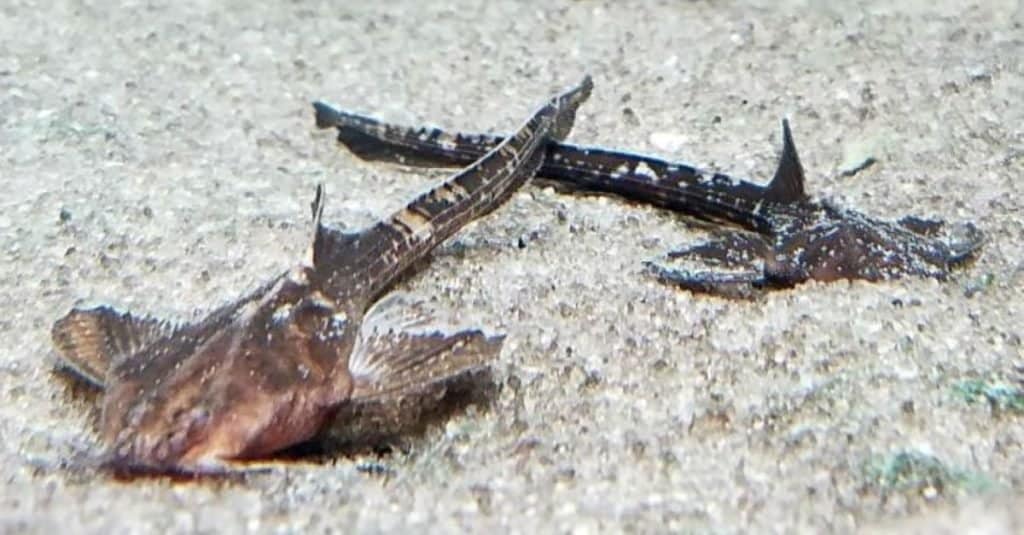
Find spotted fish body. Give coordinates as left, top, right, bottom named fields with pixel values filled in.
left=51, top=76, right=593, bottom=474
left=313, top=101, right=982, bottom=297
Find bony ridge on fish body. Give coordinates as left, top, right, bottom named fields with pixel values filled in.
left=50, top=76, right=593, bottom=475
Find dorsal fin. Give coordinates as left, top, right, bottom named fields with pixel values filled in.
left=308, top=184, right=364, bottom=270
left=309, top=184, right=328, bottom=266
left=764, top=119, right=808, bottom=203
left=310, top=183, right=326, bottom=225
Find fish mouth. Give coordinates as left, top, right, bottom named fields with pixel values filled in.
left=102, top=433, right=180, bottom=475
left=104, top=406, right=214, bottom=475
left=944, top=221, right=985, bottom=264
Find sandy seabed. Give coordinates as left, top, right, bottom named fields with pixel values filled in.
left=2, top=1, right=1023, bottom=533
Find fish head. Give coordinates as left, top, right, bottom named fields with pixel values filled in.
left=774, top=203, right=983, bottom=283
left=98, top=265, right=359, bottom=474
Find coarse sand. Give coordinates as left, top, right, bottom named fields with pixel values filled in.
left=2, top=1, right=1022, bottom=533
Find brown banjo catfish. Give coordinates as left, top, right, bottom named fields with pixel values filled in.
left=51, top=76, right=592, bottom=474
left=313, top=101, right=982, bottom=298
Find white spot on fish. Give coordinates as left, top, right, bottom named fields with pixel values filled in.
left=287, top=266, right=309, bottom=285
left=271, top=303, right=294, bottom=324
left=436, top=182, right=469, bottom=203
left=324, top=311, right=348, bottom=339
left=635, top=161, right=657, bottom=181
left=306, top=291, right=335, bottom=310
left=393, top=208, right=434, bottom=238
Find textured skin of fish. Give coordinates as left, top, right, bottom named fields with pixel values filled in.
left=312, top=101, right=983, bottom=298
left=50, top=76, right=593, bottom=474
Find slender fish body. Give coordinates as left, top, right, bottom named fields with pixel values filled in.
left=313, top=100, right=982, bottom=297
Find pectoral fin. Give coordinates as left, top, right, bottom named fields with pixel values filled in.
left=647, top=233, right=773, bottom=299
left=348, top=294, right=504, bottom=401
left=51, top=306, right=176, bottom=389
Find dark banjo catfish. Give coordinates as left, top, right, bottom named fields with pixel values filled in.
left=51, top=77, right=592, bottom=474
left=313, top=99, right=982, bottom=298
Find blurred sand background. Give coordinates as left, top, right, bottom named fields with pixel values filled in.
left=2, top=0, right=1023, bottom=532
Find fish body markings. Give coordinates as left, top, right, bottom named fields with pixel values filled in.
left=50, top=77, right=592, bottom=474
left=314, top=101, right=982, bottom=297
left=312, top=102, right=782, bottom=233
left=315, top=76, right=593, bottom=302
